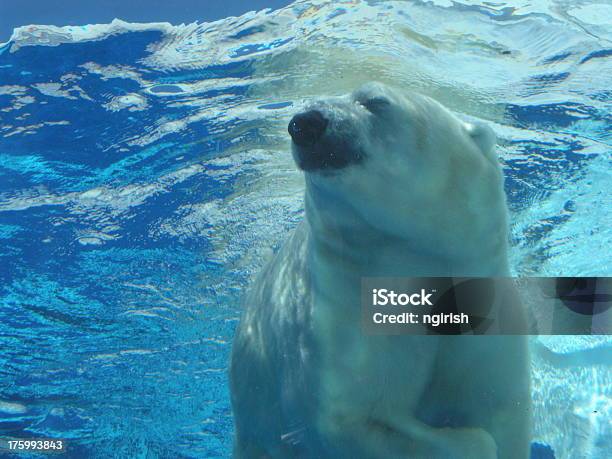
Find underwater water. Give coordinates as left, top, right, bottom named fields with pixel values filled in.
left=0, top=0, right=610, bottom=457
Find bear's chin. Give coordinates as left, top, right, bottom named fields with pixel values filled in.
left=291, top=136, right=366, bottom=172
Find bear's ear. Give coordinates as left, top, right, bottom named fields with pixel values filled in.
left=465, top=122, right=496, bottom=154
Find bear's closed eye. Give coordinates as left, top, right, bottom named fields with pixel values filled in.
left=362, top=96, right=392, bottom=113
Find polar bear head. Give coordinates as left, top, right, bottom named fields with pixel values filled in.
left=288, top=82, right=508, bottom=266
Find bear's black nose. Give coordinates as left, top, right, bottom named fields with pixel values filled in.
left=288, top=110, right=328, bottom=147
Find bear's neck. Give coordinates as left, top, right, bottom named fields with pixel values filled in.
left=304, top=193, right=510, bottom=282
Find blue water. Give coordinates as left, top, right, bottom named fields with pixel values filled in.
left=0, top=1, right=610, bottom=458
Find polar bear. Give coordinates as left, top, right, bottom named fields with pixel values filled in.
left=230, top=82, right=531, bottom=459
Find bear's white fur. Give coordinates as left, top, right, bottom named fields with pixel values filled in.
left=230, top=82, right=531, bottom=458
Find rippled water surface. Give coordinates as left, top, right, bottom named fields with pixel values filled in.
left=0, top=0, right=611, bottom=457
